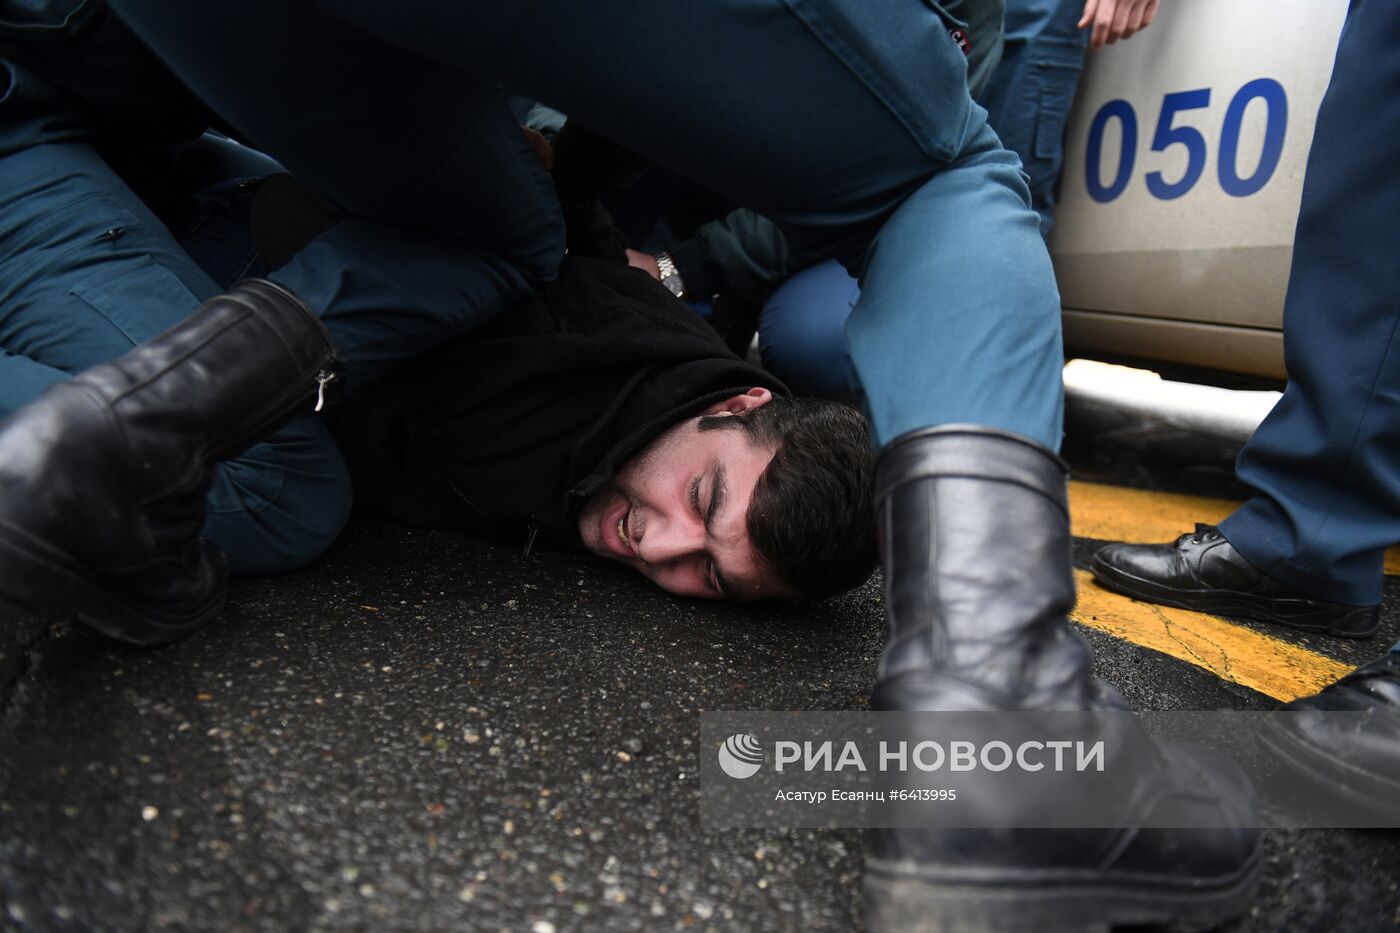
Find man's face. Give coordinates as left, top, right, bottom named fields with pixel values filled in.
left=577, top=389, right=791, bottom=601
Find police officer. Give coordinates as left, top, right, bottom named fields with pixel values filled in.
left=1094, top=0, right=1400, bottom=819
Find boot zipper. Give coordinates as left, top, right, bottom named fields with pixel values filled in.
left=313, top=368, right=338, bottom=412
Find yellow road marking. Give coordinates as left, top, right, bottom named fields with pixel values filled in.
left=1069, top=480, right=1400, bottom=576
left=1071, top=569, right=1352, bottom=702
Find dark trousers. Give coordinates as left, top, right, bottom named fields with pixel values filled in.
left=0, top=5, right=549, bottom=574
left=978, top=0, right=1089, bottom=238
left=0, top=57, right=354, bottom=575
left=1220, top=0, right=1400, bottom=607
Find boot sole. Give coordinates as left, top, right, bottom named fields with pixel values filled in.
left=864, top=845, right=1263, bottom=933
left=1089, top=554, right=1379, bottom=638
left=0, top=514, right=225, bottom=646
left=1258, top=717, right=1400, bottom=820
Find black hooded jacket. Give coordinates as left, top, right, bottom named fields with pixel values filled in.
left=335, top=257, right=786, bottom=552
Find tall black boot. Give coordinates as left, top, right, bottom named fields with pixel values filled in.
left=0, top=279, right=342, bottom=645
left=864, top=427, right=1262, bottom=932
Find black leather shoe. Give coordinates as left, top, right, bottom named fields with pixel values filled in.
left=0, top=279, right=341, bottom=645
left=1259, top=652, right=1400, bottom=818
left=1092, top=524, right=1379, bottom=638
left=864, top=429, right=1261, bottom=933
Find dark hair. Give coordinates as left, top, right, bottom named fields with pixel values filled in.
left=698, top=396, right=877, bottom=601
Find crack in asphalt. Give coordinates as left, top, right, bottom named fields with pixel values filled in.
left=0, top=609, right=63, bottom=738
left=1149, top=602, right=1234, bottom=681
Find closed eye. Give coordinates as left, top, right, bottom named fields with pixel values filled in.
left=691, top=477, right=726, bottom=596
left=706, top=558, right=723, bottom=596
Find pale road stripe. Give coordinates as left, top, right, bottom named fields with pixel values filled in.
left=1071, top=569, right=1352, bottom=702
left=1069, top=480, right=1400, bottom=576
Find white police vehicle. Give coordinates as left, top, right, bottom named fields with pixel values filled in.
left=1050, top=0, right=1349, bottom=385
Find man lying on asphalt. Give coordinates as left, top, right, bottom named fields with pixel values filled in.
left=332, top=244, right=878, bottom=605
left=249, top=147, right=877, bottom=606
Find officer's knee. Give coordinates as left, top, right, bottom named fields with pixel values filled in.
left=204, top=422, right=353, bottom=576
left=759, top=261, right=860, bottom=401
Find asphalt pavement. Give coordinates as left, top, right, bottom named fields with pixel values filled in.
left=2, top=386, right=1399, bottom=932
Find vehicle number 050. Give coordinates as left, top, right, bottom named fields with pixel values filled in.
left=1084, top=79, right=1288, bottom=203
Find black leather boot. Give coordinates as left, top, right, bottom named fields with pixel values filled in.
left=1259, top=651, right=1400, bottom=818
left=0, top=279, right=342, bottom=645
left=864, top=427, right=1262, bottom=932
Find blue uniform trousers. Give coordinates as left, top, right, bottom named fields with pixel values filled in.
left=0, top=41, right=540, bottom=574
left=758, top=259, right=862, bottom=402
left=107, top=0, right=1067, bottom=451
left=0, top=61, right=350, bottom=575
left=756, top=0, right=1088, bottom=403
left=978, top=0, right=1088, bottom=239
left=1219, top=0, right=1400, bottom=608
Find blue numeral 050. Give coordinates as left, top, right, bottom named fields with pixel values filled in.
left=1085, top=78, right=1288, bottom=203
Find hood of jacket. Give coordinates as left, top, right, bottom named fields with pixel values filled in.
left=335, top=256, right=786, bottom=551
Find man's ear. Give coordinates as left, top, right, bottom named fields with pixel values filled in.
left=700, top=387, right=773, bottom=417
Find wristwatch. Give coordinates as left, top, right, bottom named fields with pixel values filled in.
left=655, top=250, right=686, bottom=299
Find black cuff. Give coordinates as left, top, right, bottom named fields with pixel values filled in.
left=668, top=237, right=710, bottom=298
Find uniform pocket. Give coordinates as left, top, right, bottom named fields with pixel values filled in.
left=783, top=0, right=973, bottom=161
left=70, top=253, right=203, bottom=346
left=1029, top=36, right=1086, bottom=161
